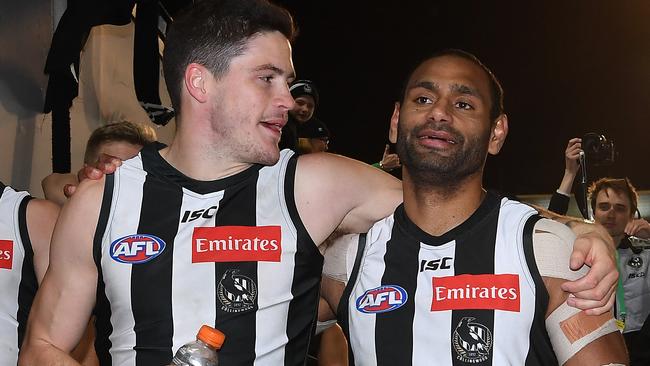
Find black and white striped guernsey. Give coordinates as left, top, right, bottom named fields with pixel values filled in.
left=339, top=192, right=557, bottom=365
left=0, top=183, right=37, bottom=365
left=93, top=144, right=322, bottom=365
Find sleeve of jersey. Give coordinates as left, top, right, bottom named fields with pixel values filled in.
left=533, top=218, right=619, bottom=365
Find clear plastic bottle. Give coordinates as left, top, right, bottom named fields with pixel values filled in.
left=168, top=325, right=225, bottom=366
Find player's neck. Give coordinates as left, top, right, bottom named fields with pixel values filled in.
left=159, top=120, right=252, bottom=181
left=402, top=173, right=486, bottom=237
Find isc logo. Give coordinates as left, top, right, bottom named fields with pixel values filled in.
left=356, top=285, right=408, bottom=314
left=110, top=234, right=166, bottom=264
left=420, top=257, right=453, bottom=272
left=181, top=206, right=218, bottom=223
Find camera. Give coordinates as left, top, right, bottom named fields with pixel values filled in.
left=582, top=133, right=615, bottom=166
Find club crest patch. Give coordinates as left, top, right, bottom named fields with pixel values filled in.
left=218, top=269, right=258, bottom=313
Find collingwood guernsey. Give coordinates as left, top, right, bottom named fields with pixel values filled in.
left=93, top=144, right=322, bottom=365
left=338, top=192, right=557, bottom=365
left=0, top=183, right=36, bottom=365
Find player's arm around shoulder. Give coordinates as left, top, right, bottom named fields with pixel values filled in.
left=19, top=177, right=106, bottom=366
left=295, top=152, right=402, bottom=245
left=533, top=219, right=628, bottom=366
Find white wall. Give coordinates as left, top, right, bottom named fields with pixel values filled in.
left=0, top=3, right=174, bottom=197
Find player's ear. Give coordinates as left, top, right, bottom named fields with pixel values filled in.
left=389, top=102, right=400, bottom=144
left=184, top=63, right=209, bottom=104
left=488, top=114, right=508, bottom=155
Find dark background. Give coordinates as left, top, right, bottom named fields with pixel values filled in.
left=276, top=0, right=650, bottom=195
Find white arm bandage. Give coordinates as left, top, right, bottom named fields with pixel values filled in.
left=545, top=301, right=619, bottom=365
left=322, top=233, right=360, bottom=283
left=534, top=219, right=619, bottom=365
left=533, top=218, right=587, bottom=281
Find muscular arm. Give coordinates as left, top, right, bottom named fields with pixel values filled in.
left=295, top=152, right=402, bottom=247
left=25, top=199, right=60, bottom=283
left=534, top=220, right=627, bottom=365
left=19, top=178, right=104, bottom=366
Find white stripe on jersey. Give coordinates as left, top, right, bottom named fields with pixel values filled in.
left=172, top=187, right=222, bottom=353
left=103, top=159, right=146, bottom=365
left=253, top=152, right=296, bottom=365
left=491, top=200, right=537, bottom=365
left=412, top=240, right=455, bottom=364
left=346, top=218, right=392, bottom=366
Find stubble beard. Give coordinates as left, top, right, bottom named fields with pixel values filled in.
left=396, top=120, right=489, bottom=190
left=208, top=104, right=280, bottom=167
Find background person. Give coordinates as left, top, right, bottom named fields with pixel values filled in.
left=588, top=177, right=650, bottom=365
left=41, top=121, right=156, bottom=206
left=297, top=118, right=330, bottom=154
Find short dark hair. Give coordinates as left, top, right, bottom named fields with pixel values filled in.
left=588, top=177, right=638, bottom=217
left=399, top=49, right=504, bottom=121
left=163, top=0, right=296, bottom=116
left=84, top=121, right=156, bottom=163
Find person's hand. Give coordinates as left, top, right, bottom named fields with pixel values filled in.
left=63, top=154, right=124, bottom=198
left=564, top=138, right=582, bottom=176
left=380, top=144, right=400, bottom=171
left=561, top=222, right=617, bottom=315
left=625, top=218, right=650, bottom=239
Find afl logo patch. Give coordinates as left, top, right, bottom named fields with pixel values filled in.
left=110, top=234, right=166, bottom=264
left=356, top=285, right=408, bottom=314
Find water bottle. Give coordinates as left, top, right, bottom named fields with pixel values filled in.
left=168, top=325, right=225, bottom=366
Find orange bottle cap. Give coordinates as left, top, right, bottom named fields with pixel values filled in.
left=197, top=325, right=225, bottom=349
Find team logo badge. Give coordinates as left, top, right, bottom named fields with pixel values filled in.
left=218, top=269, right=258, bottom=313
left=0, top=240, right=13, bottom=269
left=355, top=285, right=408, bottom=314
left=110, top=234, right=165, bottom=264
left=628, top=256, right=643, bottom=269
left=453, top=317, right=493, bottom=363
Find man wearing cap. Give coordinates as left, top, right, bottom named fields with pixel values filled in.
left=279, top=79, right=321, bottom=151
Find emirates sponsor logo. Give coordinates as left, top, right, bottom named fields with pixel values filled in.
left=0, top=240, right=13, bottom=269
left=431, top=274, right=519, bottom=312
left=192, top=226, right=282, bottom=263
